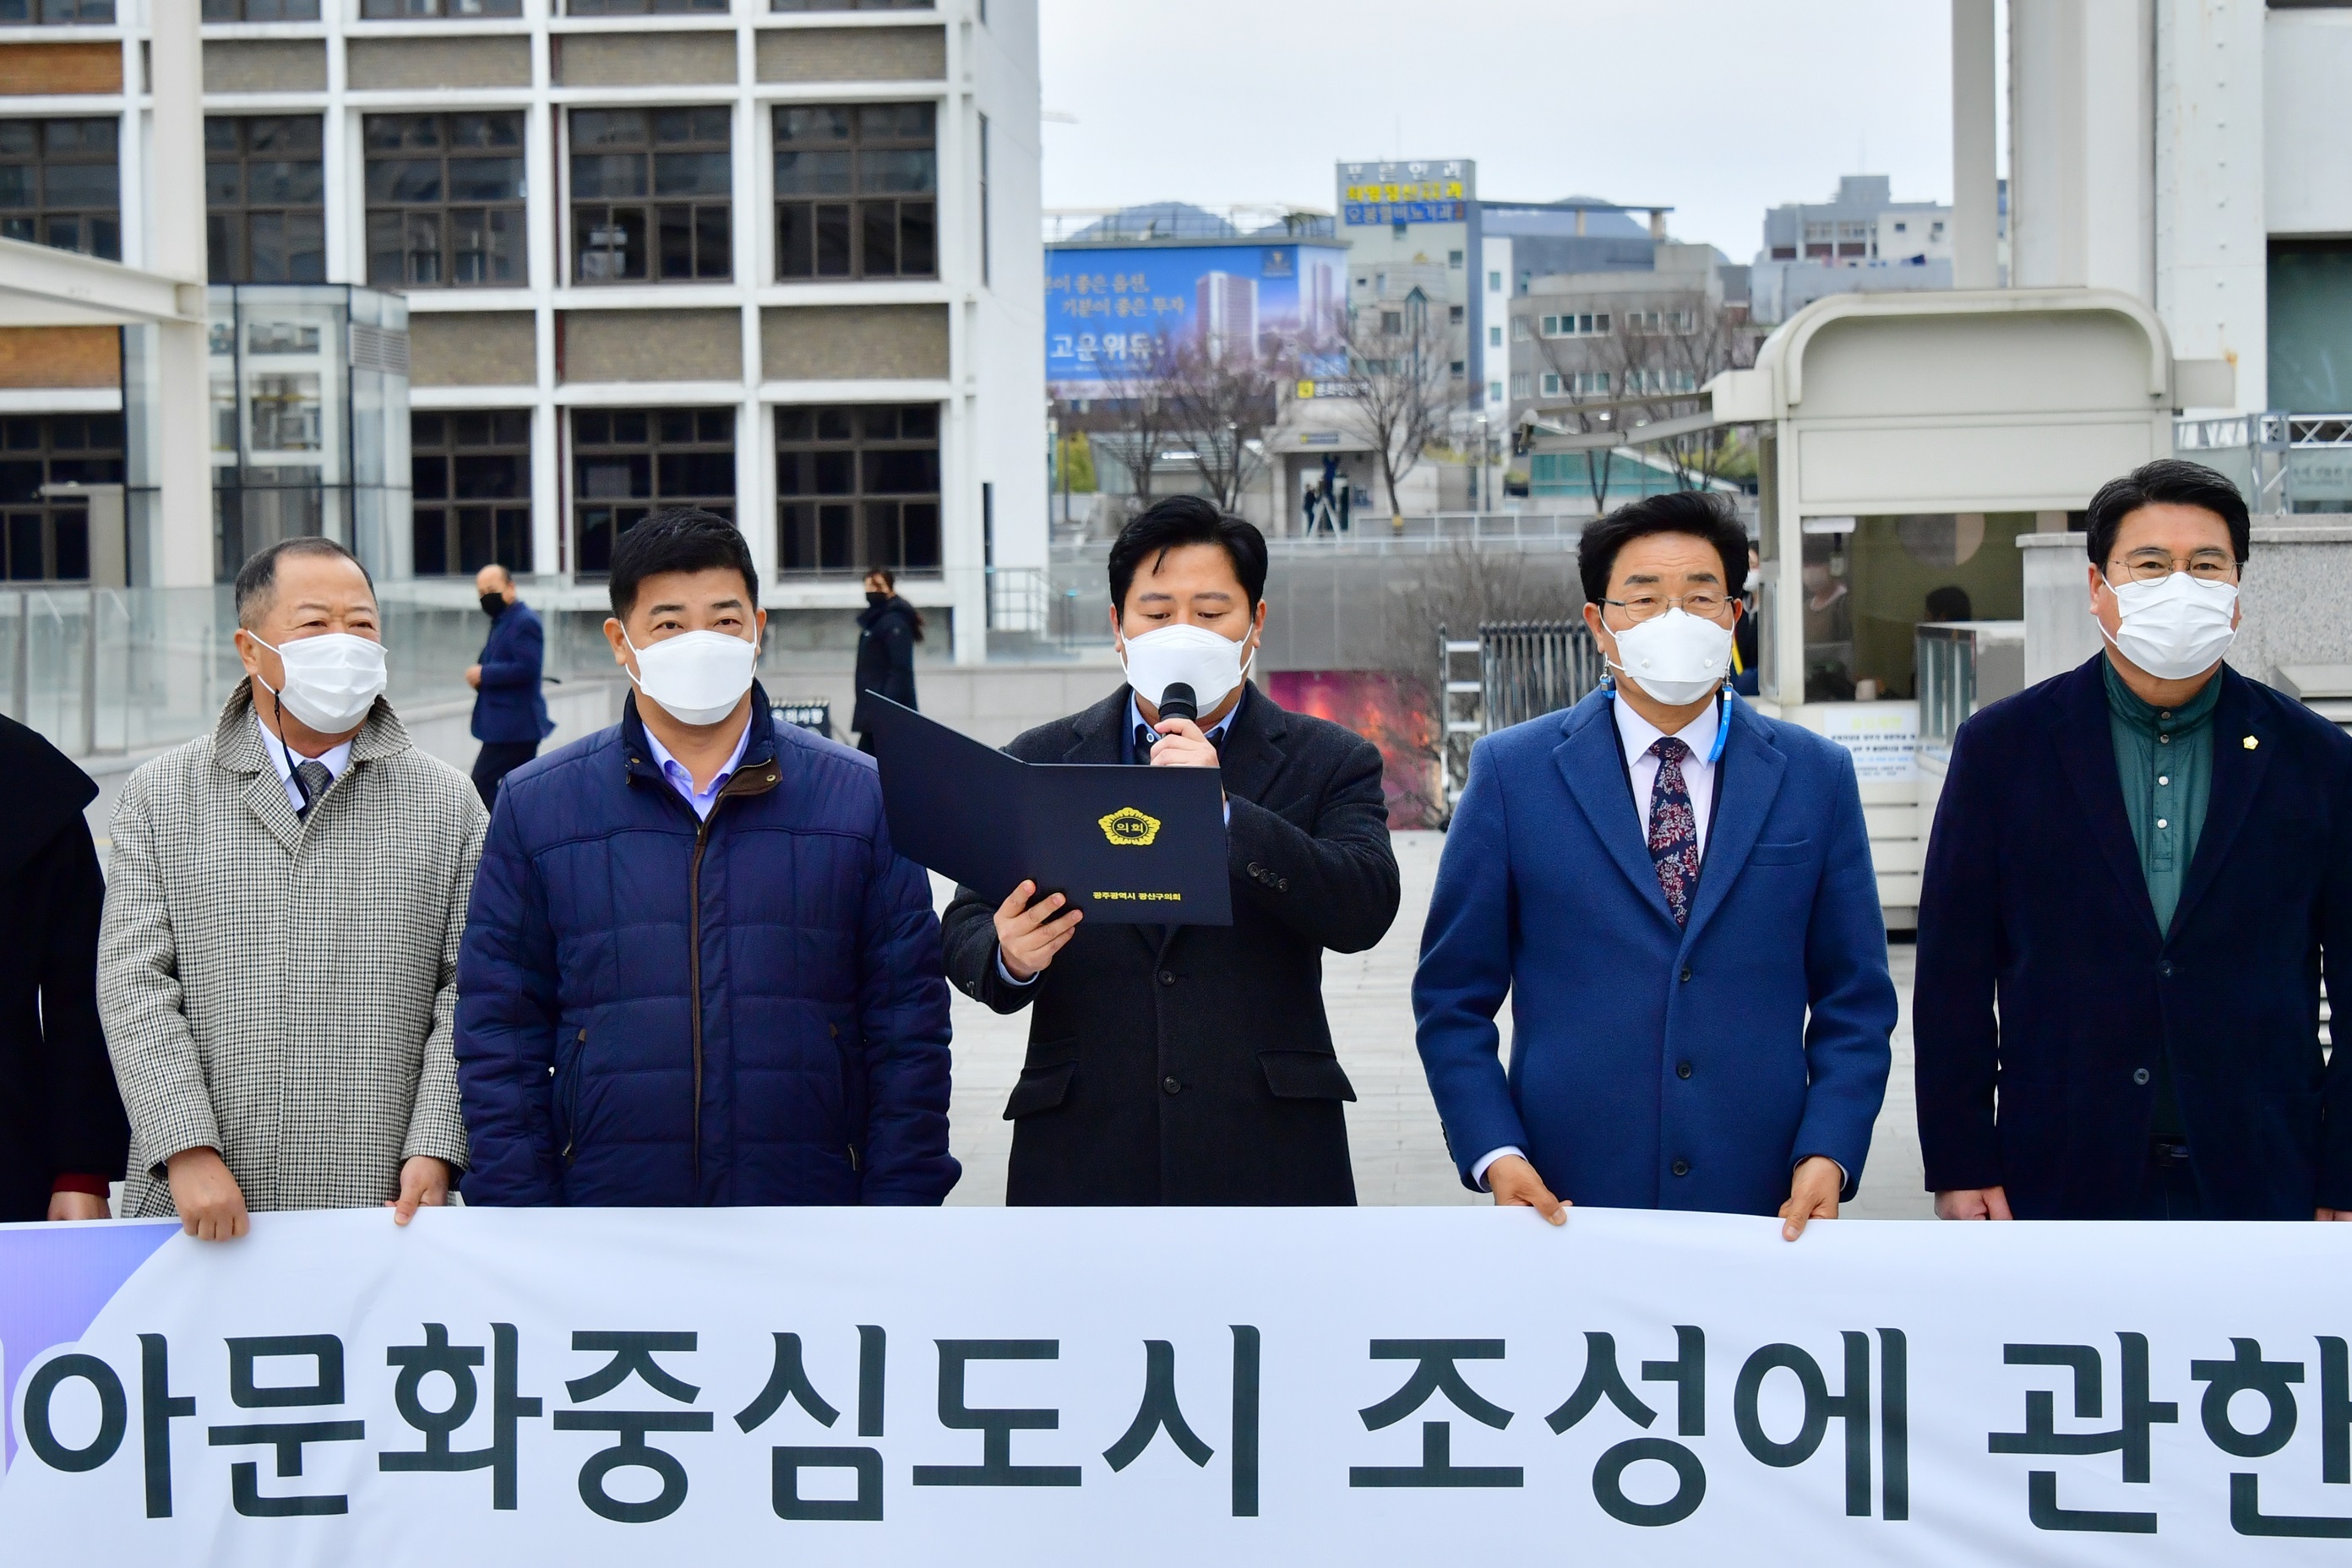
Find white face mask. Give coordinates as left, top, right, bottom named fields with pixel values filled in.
left=1119, top=620, right=1254, bottom=715
left=2104, top=571, right=2238, bottom=682
left=247, top=630, right=387, bottom=735
left=1604, top=608, right=1734, bottom=706
left=626, top=629, right=758, bottom=727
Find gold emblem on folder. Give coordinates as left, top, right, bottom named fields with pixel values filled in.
left=1099, top=806, right=1162, bottom=847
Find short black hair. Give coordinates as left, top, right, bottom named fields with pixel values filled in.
left=234, top=536, right=373, bottom=629
left=2084, top=459, right=2251, bottom=569
left=1108, top=494, right=1269, bottom=613
left=1576, top=490, right=1750, bottom=607
left=608, top=508, right=759, bottom=622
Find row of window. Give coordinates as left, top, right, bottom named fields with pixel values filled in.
left=1511, top=368, right=1701, bottom=400
left=416, top=403, right=942, bottom=580
left=0, top=1, right=936, bottom=19
left=5, top=106, right=945, bottom=286
left=1506, top=310, right=1698, bottom=343
left=0, top=407, right=943, bottom=580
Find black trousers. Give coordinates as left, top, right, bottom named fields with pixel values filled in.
left=2135, top=1138, right=2204, bottom=1221
left=471, top=739, right=540, bottom=810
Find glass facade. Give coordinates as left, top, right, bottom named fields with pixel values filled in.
left=206, top=117, right=327, bottom=286
left=208, top=286, right=412, bottom=584
left=774, top=104, right=937, bottom=280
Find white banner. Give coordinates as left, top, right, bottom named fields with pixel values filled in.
left=3, top=1207, right=2349, bottom=1565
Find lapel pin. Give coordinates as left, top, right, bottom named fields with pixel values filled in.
left=2244, top=736, right=2259, bottom=750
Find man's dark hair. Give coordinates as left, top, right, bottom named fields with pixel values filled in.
left=608, top=508, right=759, bottom=621
left=1576, top=490, right=1750, bottom=607
left=1108, top=494, right=1269, bottom=613
left=2084, top=458, right=2251, bottom=569
left=234, top=536, right=373, bottom=629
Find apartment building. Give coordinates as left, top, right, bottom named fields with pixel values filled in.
left=0, top=0, right=1043, bottom=659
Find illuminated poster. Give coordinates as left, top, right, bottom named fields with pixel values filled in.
left=1044, top=243, right=1347, bottom=389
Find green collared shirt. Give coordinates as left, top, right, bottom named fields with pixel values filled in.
left=2104, top=655, right=2221, bottom=1141
left=2103, top=655, right=2220, bottom=937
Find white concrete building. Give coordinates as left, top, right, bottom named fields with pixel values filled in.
left=1965, top=0, right=2352, bottom=416
left=0, top=0, right=1044, bottom=662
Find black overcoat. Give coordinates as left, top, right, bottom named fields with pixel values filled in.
left=0, top=716, right=125, bottom=1219
left=1915, top=656, right=2352, bottom=1218
left=943, top=683, right=1399, bottom=1205
left=851, top=597, right=920, bottom=735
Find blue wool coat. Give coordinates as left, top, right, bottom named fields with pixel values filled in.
left=1914, top=656, right=2352, bottom=1218
left=1413, top=690, right=1896, bottom=1215
left=455, top=689, right=957, bottom=1206
left=471, top=601, right=553, bottom=744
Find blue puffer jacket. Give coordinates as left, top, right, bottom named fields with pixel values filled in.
left=455, top=688, right=958, bottom=1206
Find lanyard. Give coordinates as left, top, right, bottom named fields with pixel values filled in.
left=1600, top=682, right=1734, bottom=764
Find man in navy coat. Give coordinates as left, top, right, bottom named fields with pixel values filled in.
left=467, top=564, right=554, bottom=809
left=1916, top=459, right=2352, bottom=1222
left=1415, top=491, right=1895, bottom=1237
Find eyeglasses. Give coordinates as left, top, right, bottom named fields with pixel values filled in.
left=1603, top=591, right=1729, bottom=623
left=2106, top=548, right=2240, bottom=584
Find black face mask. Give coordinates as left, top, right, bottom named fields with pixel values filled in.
left=865, top=591, right=889, bottom=608
left=481, top=593, right=507, bottom=619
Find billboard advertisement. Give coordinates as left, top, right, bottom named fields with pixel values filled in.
left=1336, top=159, right=1476, bottom=227
left=1045, top=242, right=1346, bottom=389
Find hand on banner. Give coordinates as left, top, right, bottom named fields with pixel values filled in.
left=389, top=1156, right=453, bottom=1225
left=1484, top=1154, right=1567, bottom=1226
left=995, top=879, right=1083, bottom=981
left=1934, top=1185, right=2015, bottom=1221
left=166, top=1146, right=249, bottom=1241
left=1779, top=1156, right=1843, bottom=1241
left=1148, top=717, right=1222, bottom=783
left=2320, top=1208, right=2352, bottom=1222
left=46, top=1190, right=107, bottom=1221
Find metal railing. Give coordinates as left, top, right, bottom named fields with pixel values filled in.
left=2174, top=411, right=2352, bottom=514
left=1915, top=621, right=2025, bottom=758
left=1478, top=621, right=1606, bottom=732
left=1282, top=513, right=1588, bottom=552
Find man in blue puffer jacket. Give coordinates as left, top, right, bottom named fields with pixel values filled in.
left=455, top=509, right=957, bottom=1206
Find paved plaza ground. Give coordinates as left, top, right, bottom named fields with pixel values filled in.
left=936, top=830, right=1936, bottom=1220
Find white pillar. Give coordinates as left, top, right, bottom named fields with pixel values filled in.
left=1951, top=0, right=2000, bottom=290
left=150, top=0, right=213, bottom=590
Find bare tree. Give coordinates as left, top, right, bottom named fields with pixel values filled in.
left=1326, top=298, right=1456, bottom=529
left=1156, top=332, right=1292, bottom=512
left=1608, top=297, right=1761, bottom=491
left=1527, top=323, right=1624, bottom=511
left=1082, top=331, right=1185, bottom=508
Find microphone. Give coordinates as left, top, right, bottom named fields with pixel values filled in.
left=1157, top=683, right=1198, bottom=728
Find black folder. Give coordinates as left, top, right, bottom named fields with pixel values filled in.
left=865, top=696, right=1233, bottom=926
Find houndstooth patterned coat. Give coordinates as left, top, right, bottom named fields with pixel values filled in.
left=100, top=683, right=487, bottom=1218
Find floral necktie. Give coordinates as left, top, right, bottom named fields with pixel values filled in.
left=1647, top=737, right=1700, bottom=926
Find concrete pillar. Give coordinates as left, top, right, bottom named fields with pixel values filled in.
left=150, top=0, right=213, bottom=589
left=1951, top=0, right=2000, bottom=289
left=2007, top=0, right=2155, bottom=299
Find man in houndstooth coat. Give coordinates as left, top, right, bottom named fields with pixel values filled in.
left=99, top=538, right=486, bottom=1239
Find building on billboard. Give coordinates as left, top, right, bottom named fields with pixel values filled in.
left=1196, top=270, right=1260, bottom=362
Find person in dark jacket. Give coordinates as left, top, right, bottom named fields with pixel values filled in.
left=1916, top=459, right=2352, bottom=1222
left=941, top=496, right=1399, bottom=1206
left=852, top=567, right=922, bottom=754
left=0, top=714, right=126, bottom=1221
left=466, top=564, right=554, bottom=809
left=455, top=509, right=957, bottom=1206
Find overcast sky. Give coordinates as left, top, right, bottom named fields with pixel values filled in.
left=1037, top=0, right=1957, bottom=262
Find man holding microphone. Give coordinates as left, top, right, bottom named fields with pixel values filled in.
left=942, top=496, right=1400, bottom=1206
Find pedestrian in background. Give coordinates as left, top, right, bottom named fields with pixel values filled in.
left=466, top=563, right=553, bottom=810
left=0, top=714, right=126, bottom=1222
left=852, top=566, right=922, bottom=754
left=100, top=538, right=484, bottom=1240
left=1916, top=458, right=2352, bottom=1221
left=456, top=509, right=957, bottom=1208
